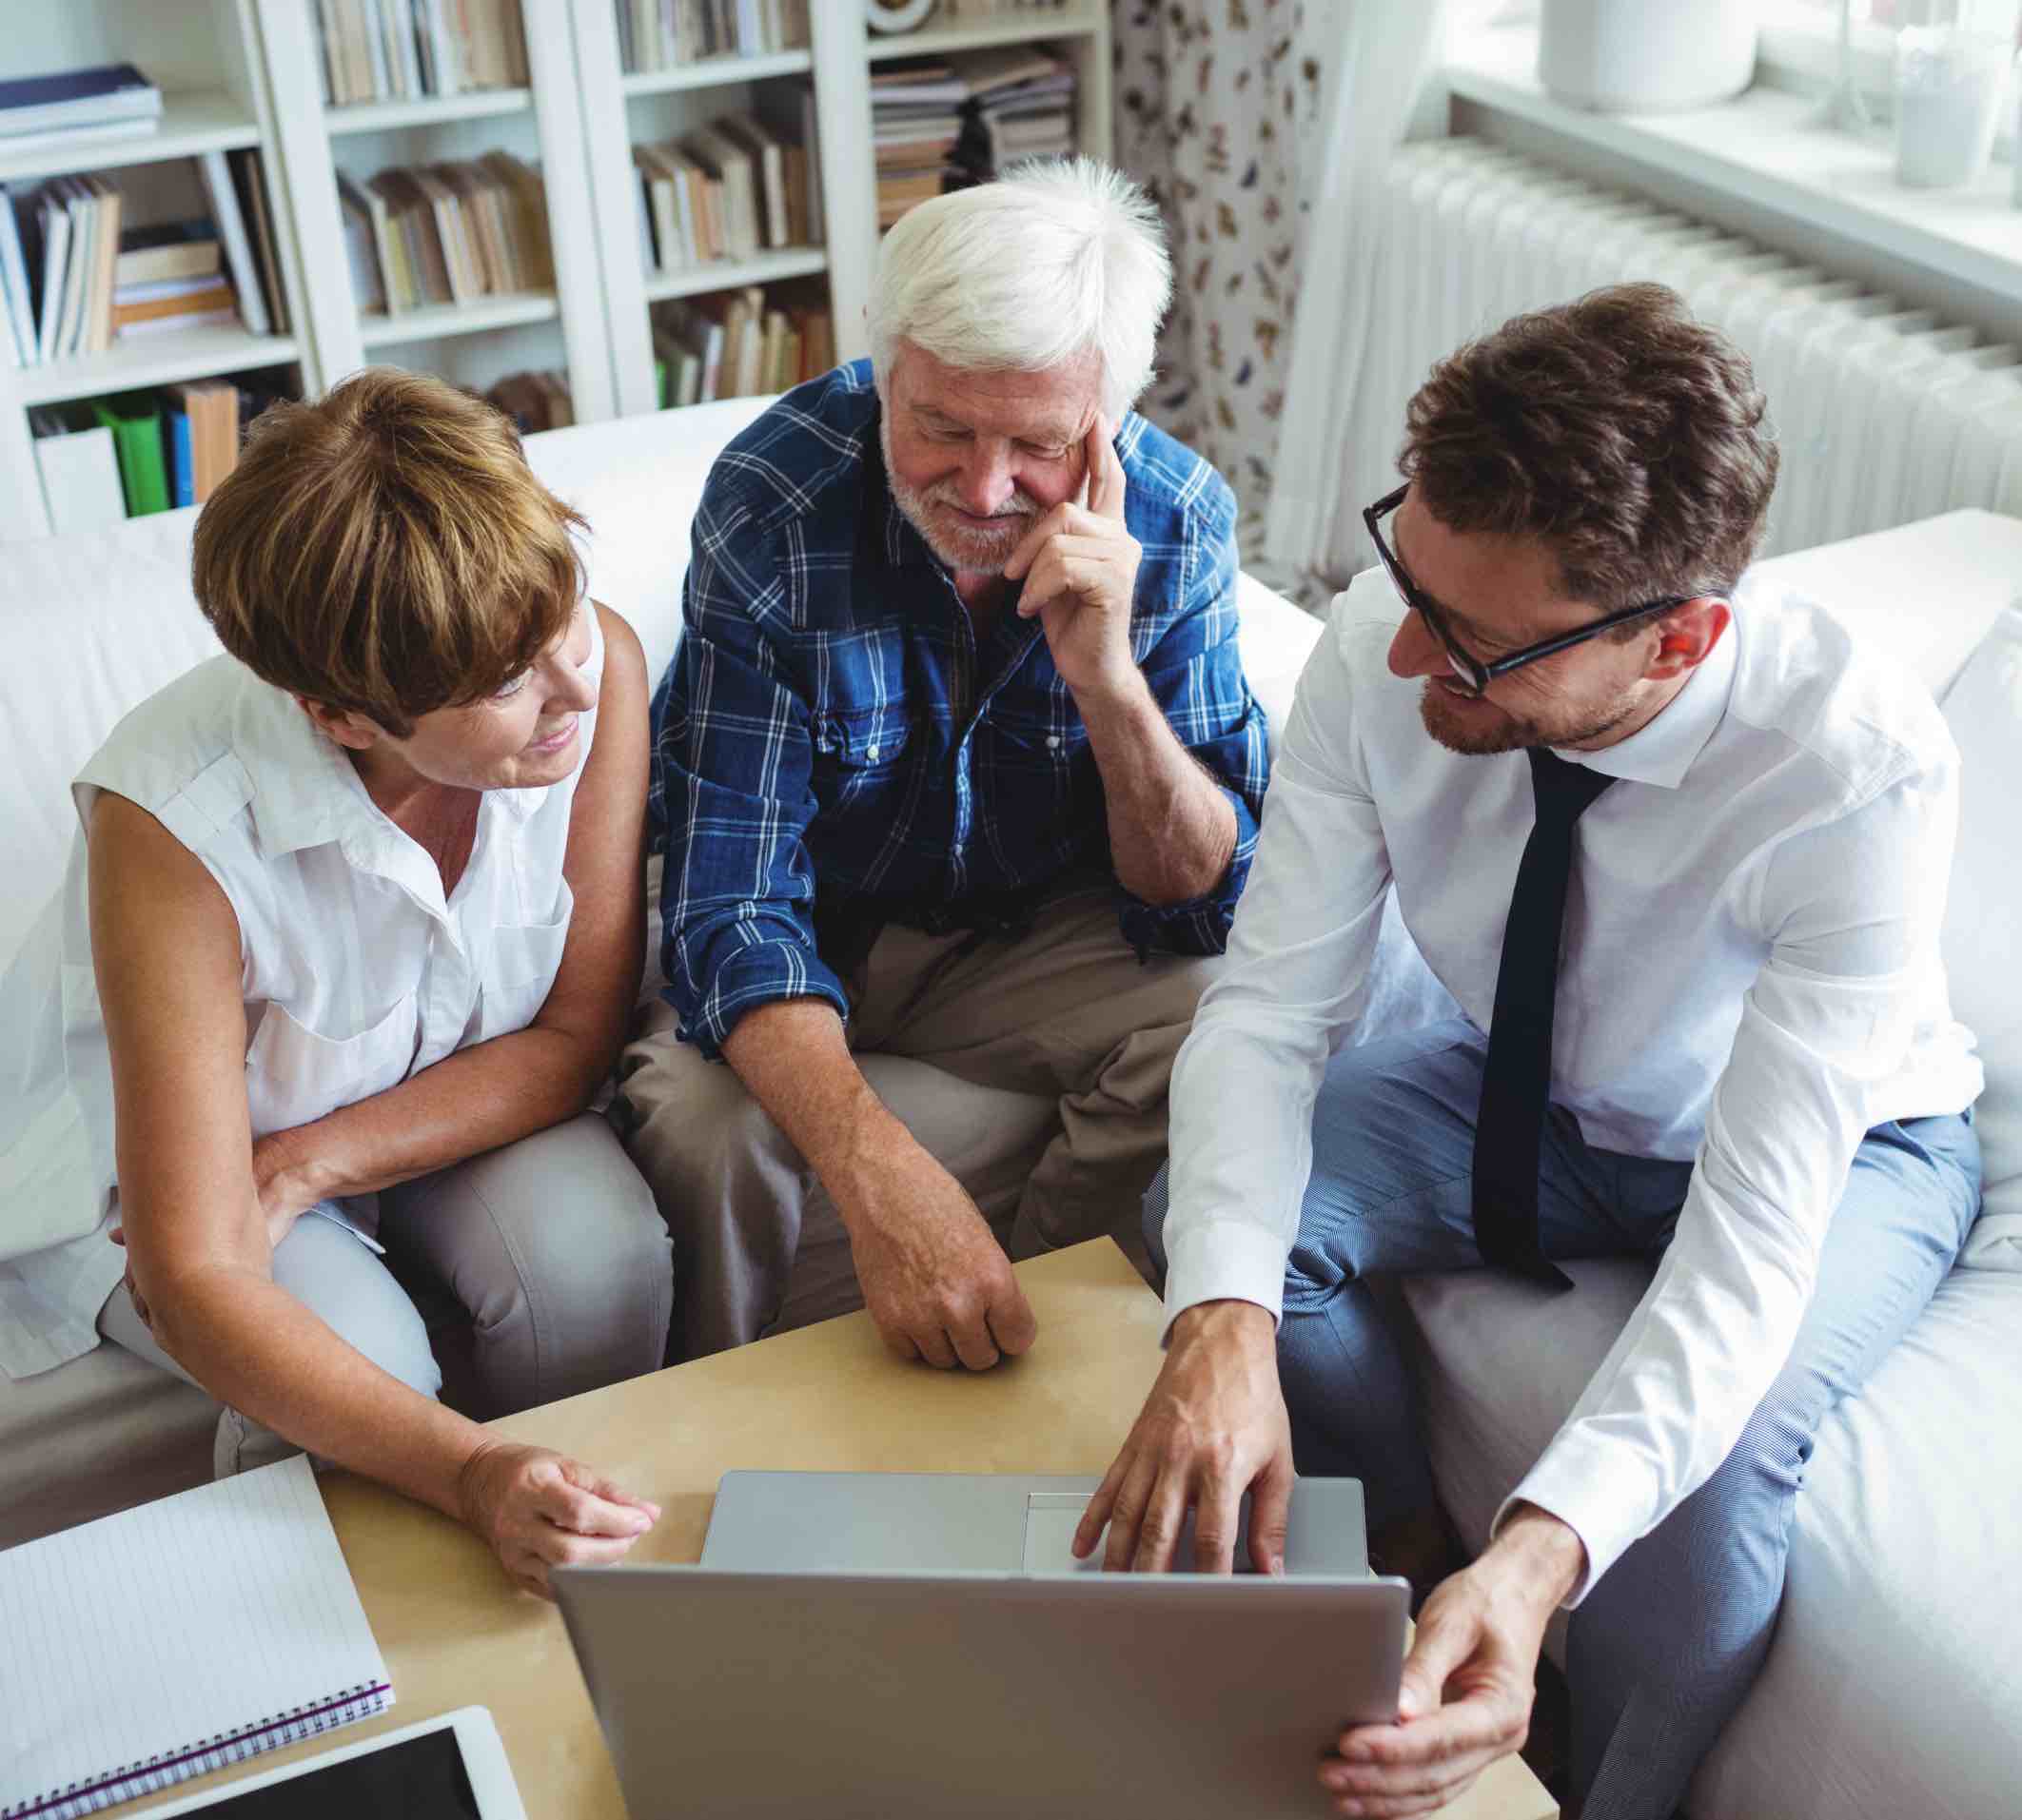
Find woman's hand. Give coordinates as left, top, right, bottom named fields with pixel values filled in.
left=248, top=1126, right=336, bottom=1250
left=456, top=1438, right=662, bottom=1598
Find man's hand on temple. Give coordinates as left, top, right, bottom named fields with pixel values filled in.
left=1004, top=417, right=1143, bottom=702
left=1073, top=1298, right=1293, bottom=1574
left=840, top=1138, right=1038, bottom=1372
left=1320, top=1503, right=1584, bottom=1817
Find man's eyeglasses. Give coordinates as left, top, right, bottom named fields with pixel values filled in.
left=1362, top=484, right=1693, bottom=699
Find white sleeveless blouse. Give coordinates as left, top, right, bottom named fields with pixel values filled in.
left=0, top=607, right=604, bottom=1377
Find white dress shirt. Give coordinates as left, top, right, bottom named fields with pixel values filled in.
left=0, top=611, right=602, bottom=1380
left=1163, top=569, right=1982, bottom=1602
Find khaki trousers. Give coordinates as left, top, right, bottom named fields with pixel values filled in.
left=612, top=887, right=1222, bottom=1360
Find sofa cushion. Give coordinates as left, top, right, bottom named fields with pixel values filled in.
left=1939, top=607, right=2022, bottom=1268
left=1402, top=1262, right=2022, bottom=1819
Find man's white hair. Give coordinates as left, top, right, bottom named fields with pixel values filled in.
left=869, top=157, right=1172, bottom=421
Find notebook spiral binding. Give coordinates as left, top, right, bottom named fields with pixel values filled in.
left=8, top=1680, right=394, bottom=1820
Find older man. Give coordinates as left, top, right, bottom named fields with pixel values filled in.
left=614, top=159, right=1267, bottom=1369
left=1087, top=285, right=1982, bottom=1819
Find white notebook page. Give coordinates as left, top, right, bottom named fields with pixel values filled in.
left=1, top=1455, right=392, bottom=1819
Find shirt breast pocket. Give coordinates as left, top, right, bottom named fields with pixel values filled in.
left=244, top=993, right=420, bottom=1138
left=812, top=707, right=913, bottom=802
left=989, top=707, right=1089, bottom=793
left=478, top=897, right=575, bottom=1042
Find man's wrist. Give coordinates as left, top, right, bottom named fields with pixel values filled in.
left=1486, top=1500, right=1588, bottom=1611
left=1067, top=662, right=1154, bottom=729
left=1170, top=1297, right=1276, bottom=1352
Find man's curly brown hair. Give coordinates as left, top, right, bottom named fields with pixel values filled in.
left=1399, top=283, right=1778, bottom=615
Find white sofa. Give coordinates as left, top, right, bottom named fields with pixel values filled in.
left=0, top=396, right=1325, bottom=1548
left=7, top=395, right=2018, bottom=1820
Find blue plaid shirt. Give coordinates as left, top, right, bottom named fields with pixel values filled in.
left=650, top=360, right=1268, bottom=1058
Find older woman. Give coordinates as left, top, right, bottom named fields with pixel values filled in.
left=2, top=370, right=671, bottom=1595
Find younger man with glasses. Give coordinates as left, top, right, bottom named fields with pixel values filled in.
left=1084, top=284, right=1983, bottom=1819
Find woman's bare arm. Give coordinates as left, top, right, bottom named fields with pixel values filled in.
left=253, top=601, right=652, bottom=1210
left=92, top=786, right=658, bottom=1593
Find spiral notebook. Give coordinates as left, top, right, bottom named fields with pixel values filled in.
left=0, top=1455, right=392, bottom=1819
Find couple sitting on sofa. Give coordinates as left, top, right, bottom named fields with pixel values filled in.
left=2, top=155, right=1986, bottom=1820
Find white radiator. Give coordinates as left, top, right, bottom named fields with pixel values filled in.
left=1338, top=134, right=2022, bottom=571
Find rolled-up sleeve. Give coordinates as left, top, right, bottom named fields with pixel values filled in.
left=1498, top=752, right=1966, bottom=1603
left=650, top=489, right=847, bottom=1059
left=1117, top=476, right=1269, bottom=957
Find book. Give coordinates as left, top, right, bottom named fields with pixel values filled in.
left=719, top=111, right=790, bottom=250
left=0, top=62, right=162, bottom=140
left=480, top=150, right=552, bottom=288
left=92, top=392, right=169, bottom=517
left=114, top=219, right=220, bottom=286
left=111, top=278, right=238, bottom=331
left=173, top=378, right=243, bottom=502
left=0, top=1456, right=393, bottom=1819
left=199, top=147, right=270, bottom=336
left=84, top=173, right=122, bottom=354
left=230, top=149, right=291, bottom=333
left=0, top=189, right=33, bottom=365
left=167, top=402, right=194, bottom=506
left=682, top=126, right=759, bottom=261
left=337, top=172, right=389, bottom=313
left=31, top=186, right=69, bottom=362
left=30, top=411, right=127, bottom=532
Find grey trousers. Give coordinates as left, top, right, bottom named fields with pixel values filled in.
left=100, top=1111, right=675, bottom=1477
left=1147, top=1019, right=1984, bottom=1820
left=614, top=887, right=1223, bottom=1361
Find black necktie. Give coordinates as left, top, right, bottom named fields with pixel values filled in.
left=1472, top=748, right=1617, bottom=1291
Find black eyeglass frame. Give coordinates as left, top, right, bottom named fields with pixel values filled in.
left=1363, top=483, right=1695, bottom=698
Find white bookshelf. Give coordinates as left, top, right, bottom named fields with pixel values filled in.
left=572, top=0, right=1110, bottom=418
left=323, top=88, right=535, bottom=136
left=2, top=0, right=1115, bottom=540
left=0, top=0, right=314, bottom=542
left=254, top=0, right=616, bottom=419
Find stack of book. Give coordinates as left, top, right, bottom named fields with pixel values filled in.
left=617, top=0, right=811, bottom=76
left=337, top=152, right=553, bottom=317
left=870, top=62, right=969, bottom=230
left=0, top=63, right=161, bottom=155
left=631, top=105, right=815, bottom=275
left=650, top=281, right=831, bottom=406
left=0, top=150, right=286, bottom=369
left=949, top=46, right=1075, bottom=182
left=32, top=376, right=285, bottom=533
left=316, top=0, right=529, bottom=107
left=486, top=369, right=574, bottom=433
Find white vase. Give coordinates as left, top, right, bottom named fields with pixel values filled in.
left=1538, top=0, right=1759, bottom=112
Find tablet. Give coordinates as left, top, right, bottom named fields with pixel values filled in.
left=138, top=1708, right=525, bottom=1818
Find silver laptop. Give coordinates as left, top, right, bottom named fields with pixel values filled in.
left=554, top=1472, right=1409, bottom=1818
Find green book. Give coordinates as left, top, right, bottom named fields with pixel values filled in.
left=91, top=392, right=169, bottom=517
left=655, top=356, right=669, bottom=409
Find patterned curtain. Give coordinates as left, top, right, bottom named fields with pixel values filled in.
left=1112, top=0, right=1338, bottom=602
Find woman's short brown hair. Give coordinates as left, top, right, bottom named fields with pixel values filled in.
left=191, top=367, right=587, bottom=735
left=1398, top=283, right=1778, bottom=611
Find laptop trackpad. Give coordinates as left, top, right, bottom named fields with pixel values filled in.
left=1021, top=1492, right=1262, bottom=1574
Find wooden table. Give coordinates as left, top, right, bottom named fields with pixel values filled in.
left=132, top=1241, right=1555, bottom=1819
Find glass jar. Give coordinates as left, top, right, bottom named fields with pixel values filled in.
left=1894, top=23, right=2011, bottom=188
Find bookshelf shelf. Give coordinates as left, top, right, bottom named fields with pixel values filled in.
left=0, top=89, right=262, bottom=185
left=643, top=246, right=829, bottom=303
left=622, top=49, right=815, bottom=97
left=357, top=289, right=560, bottom=347
left=15, top=325, right=301, bottom=407
left=864, top=5, right=1103, bottom=64
left=323, top=88, right=535, bottom=136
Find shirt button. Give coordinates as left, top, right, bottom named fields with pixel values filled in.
left=1047, top=734, right=1062, bottom=750
left=867, top=743, right=880, bottom=760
